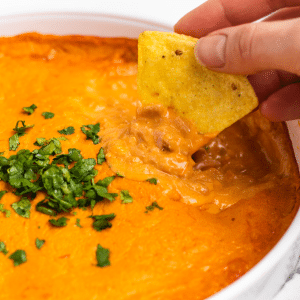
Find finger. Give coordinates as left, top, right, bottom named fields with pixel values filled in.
left=194, top=18, right=300, bottom=75
left=248, top=70, right=300, bottom=102
left=264, top=6, right=300, bottom=21
left=260, top=82, right=300, bottom=121
left=174, top=0, right=300, bottom=38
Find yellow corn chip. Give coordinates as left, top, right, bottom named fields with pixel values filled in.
left=137, top=31, right=258, bottom=134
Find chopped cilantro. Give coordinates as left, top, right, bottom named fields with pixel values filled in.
left=35, top=238, right=45, bottom=249
left=76, top=218, right=82, bottom=228
left=0, top=204, right=11, bottom=217
left=145, top=201, right=163, bottom=213
left=9, top=249, right=27, bottom=266
left=9, top=120, right=34, bottom=151
left=58, top=126, right=75, bottom=135
left=89, top=213, right=116, bottom=231
left=0, top=152, right=4, bottom=155
left=9, top=134, right=20, bottom=151
left=11, top=197, right=31, bottom=218
left=13, top=120, right=34, bottom=135
left=34, top=137, right=47, bottom=146
left=0, top=241, right=8, bottom=255
left=97, top=147, right=105, bottom=165
left=81, top=123, right=100, bottom=144
left=42, top=112, right=55, bottom=119
left=204, top=145, right=210, bottom=151
left=49, top=217, right=69, bottom=227
left=120, top=190, right=133, bottom=204
left=96, top=244, right=110, bottom=267
left=146, top=178, right=158, bottom=185
left=23, top=104, right=37, bottom=115
left=0, top=190, right=7, bottom=200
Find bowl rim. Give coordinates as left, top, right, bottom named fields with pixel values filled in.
left=0, top=11, right=299, bottom=300
left=0, top=11, right=173, bottom=33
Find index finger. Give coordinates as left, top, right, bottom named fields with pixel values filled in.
left=174, top=0, right=300, bottom=38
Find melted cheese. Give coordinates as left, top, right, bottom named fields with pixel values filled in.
left=0, top=34, right=299, bottom=300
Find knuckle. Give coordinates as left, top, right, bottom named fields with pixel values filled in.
left=235, top=24, right=258, bottom=61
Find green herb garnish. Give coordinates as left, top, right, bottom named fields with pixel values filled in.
left=89, top=213, right=116, bottom=231
left=120, top=190, right=133, bottom=204
left=42, top=112, right=55, bottom=119
left=96, top=244, right=110, bottom=267
left=97, top=147, right=106, bottom=165
left=81, top=123, right=100, bottom=144
left=9, top=120, right=34, bottom=151
left=75, top=218, right=82, bottom=228
left=145, top=201, right=164, bottom=213
left=9, top=249, right=27, bottom=266
left=0, top=204, right=10, bottom=217
left=35, top=238, right=45, bottom=249
left=11, top=197, right=31, bottom=218
left=146, top=178, right=158, bottom=185
left=23, top=104, right=37, bottom=115
left=58, top=126, right=75, bottom=135
left=0, top=241, right=8, bottom=255
left=49, top=217, right=69, bottom=227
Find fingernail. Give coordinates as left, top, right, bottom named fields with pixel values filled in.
left=195, top=35, right=227, bottom=68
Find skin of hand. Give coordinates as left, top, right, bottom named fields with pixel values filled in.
left=174, top=0, right=300, bottom=122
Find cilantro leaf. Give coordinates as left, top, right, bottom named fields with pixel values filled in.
left=49, top=216, right=69, bottom=227
left=9, top=134, right=20, bottom=151
left=146, top=178, right=158, bottom=185
left=35, top=238, right=45, bottom=249
left=38, top=138, right=63, bottom=156
left=95, top=176, right=115, bottom=188
left=70, top=158, right=97, bottom=182
left=97, top=147, right=106, bottom=165
left=52, top=148, right=82, bottom=167
left=34, top=137, right=47, bottom=146
left=42, top=112, right=55, bottom=119
left=75, top=218, right=82, bottom=228
left=13, top=120, right=34, bottom=135
left=0, top=190, right=7, bottom=200
left=58, top=126, right=75, bottom=135
left=96, top=244, right=110, bottom=267
left=89, top=213, right=116, bottom=231
left=0, top=241, right=8, bottom=255
left=81, top=123, right=100, bottom=145
left=145, top=201, right=163, bottom=213
left=36, top=199, right=57, bottom=216
left=93, top=185, right=118, bottom=202
left=23, top=104, right=37, bottom=115
left=9, top=249, right=27, bottom=266
left=9, top=121, right=34, bottom=151
left=120, top=190, right=133, bottom=204
left=11, top=197, right=31, bottom=218
left=0, top=204, right=11, bottom=217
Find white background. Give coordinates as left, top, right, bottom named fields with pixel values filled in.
left=0, top=0, right=299, bottom=299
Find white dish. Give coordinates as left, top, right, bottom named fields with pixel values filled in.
left=0, top=12, right=299, bottom=300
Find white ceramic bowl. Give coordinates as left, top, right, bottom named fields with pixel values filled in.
left=0, top=12, right=299, bottom=300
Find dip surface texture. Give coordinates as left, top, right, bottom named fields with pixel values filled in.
left=0, top=34, right=299, bottom=300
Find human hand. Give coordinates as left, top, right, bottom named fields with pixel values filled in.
left=174, top=0, right=300, bottom=122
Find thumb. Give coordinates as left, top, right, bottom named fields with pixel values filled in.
left=194, top=18, right=300, bottom=75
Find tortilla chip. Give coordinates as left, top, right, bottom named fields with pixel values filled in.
left=137, top=31, right=258, bottom=134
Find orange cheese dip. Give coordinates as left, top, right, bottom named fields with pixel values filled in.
left=0, top=34, right=299, bottom=300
